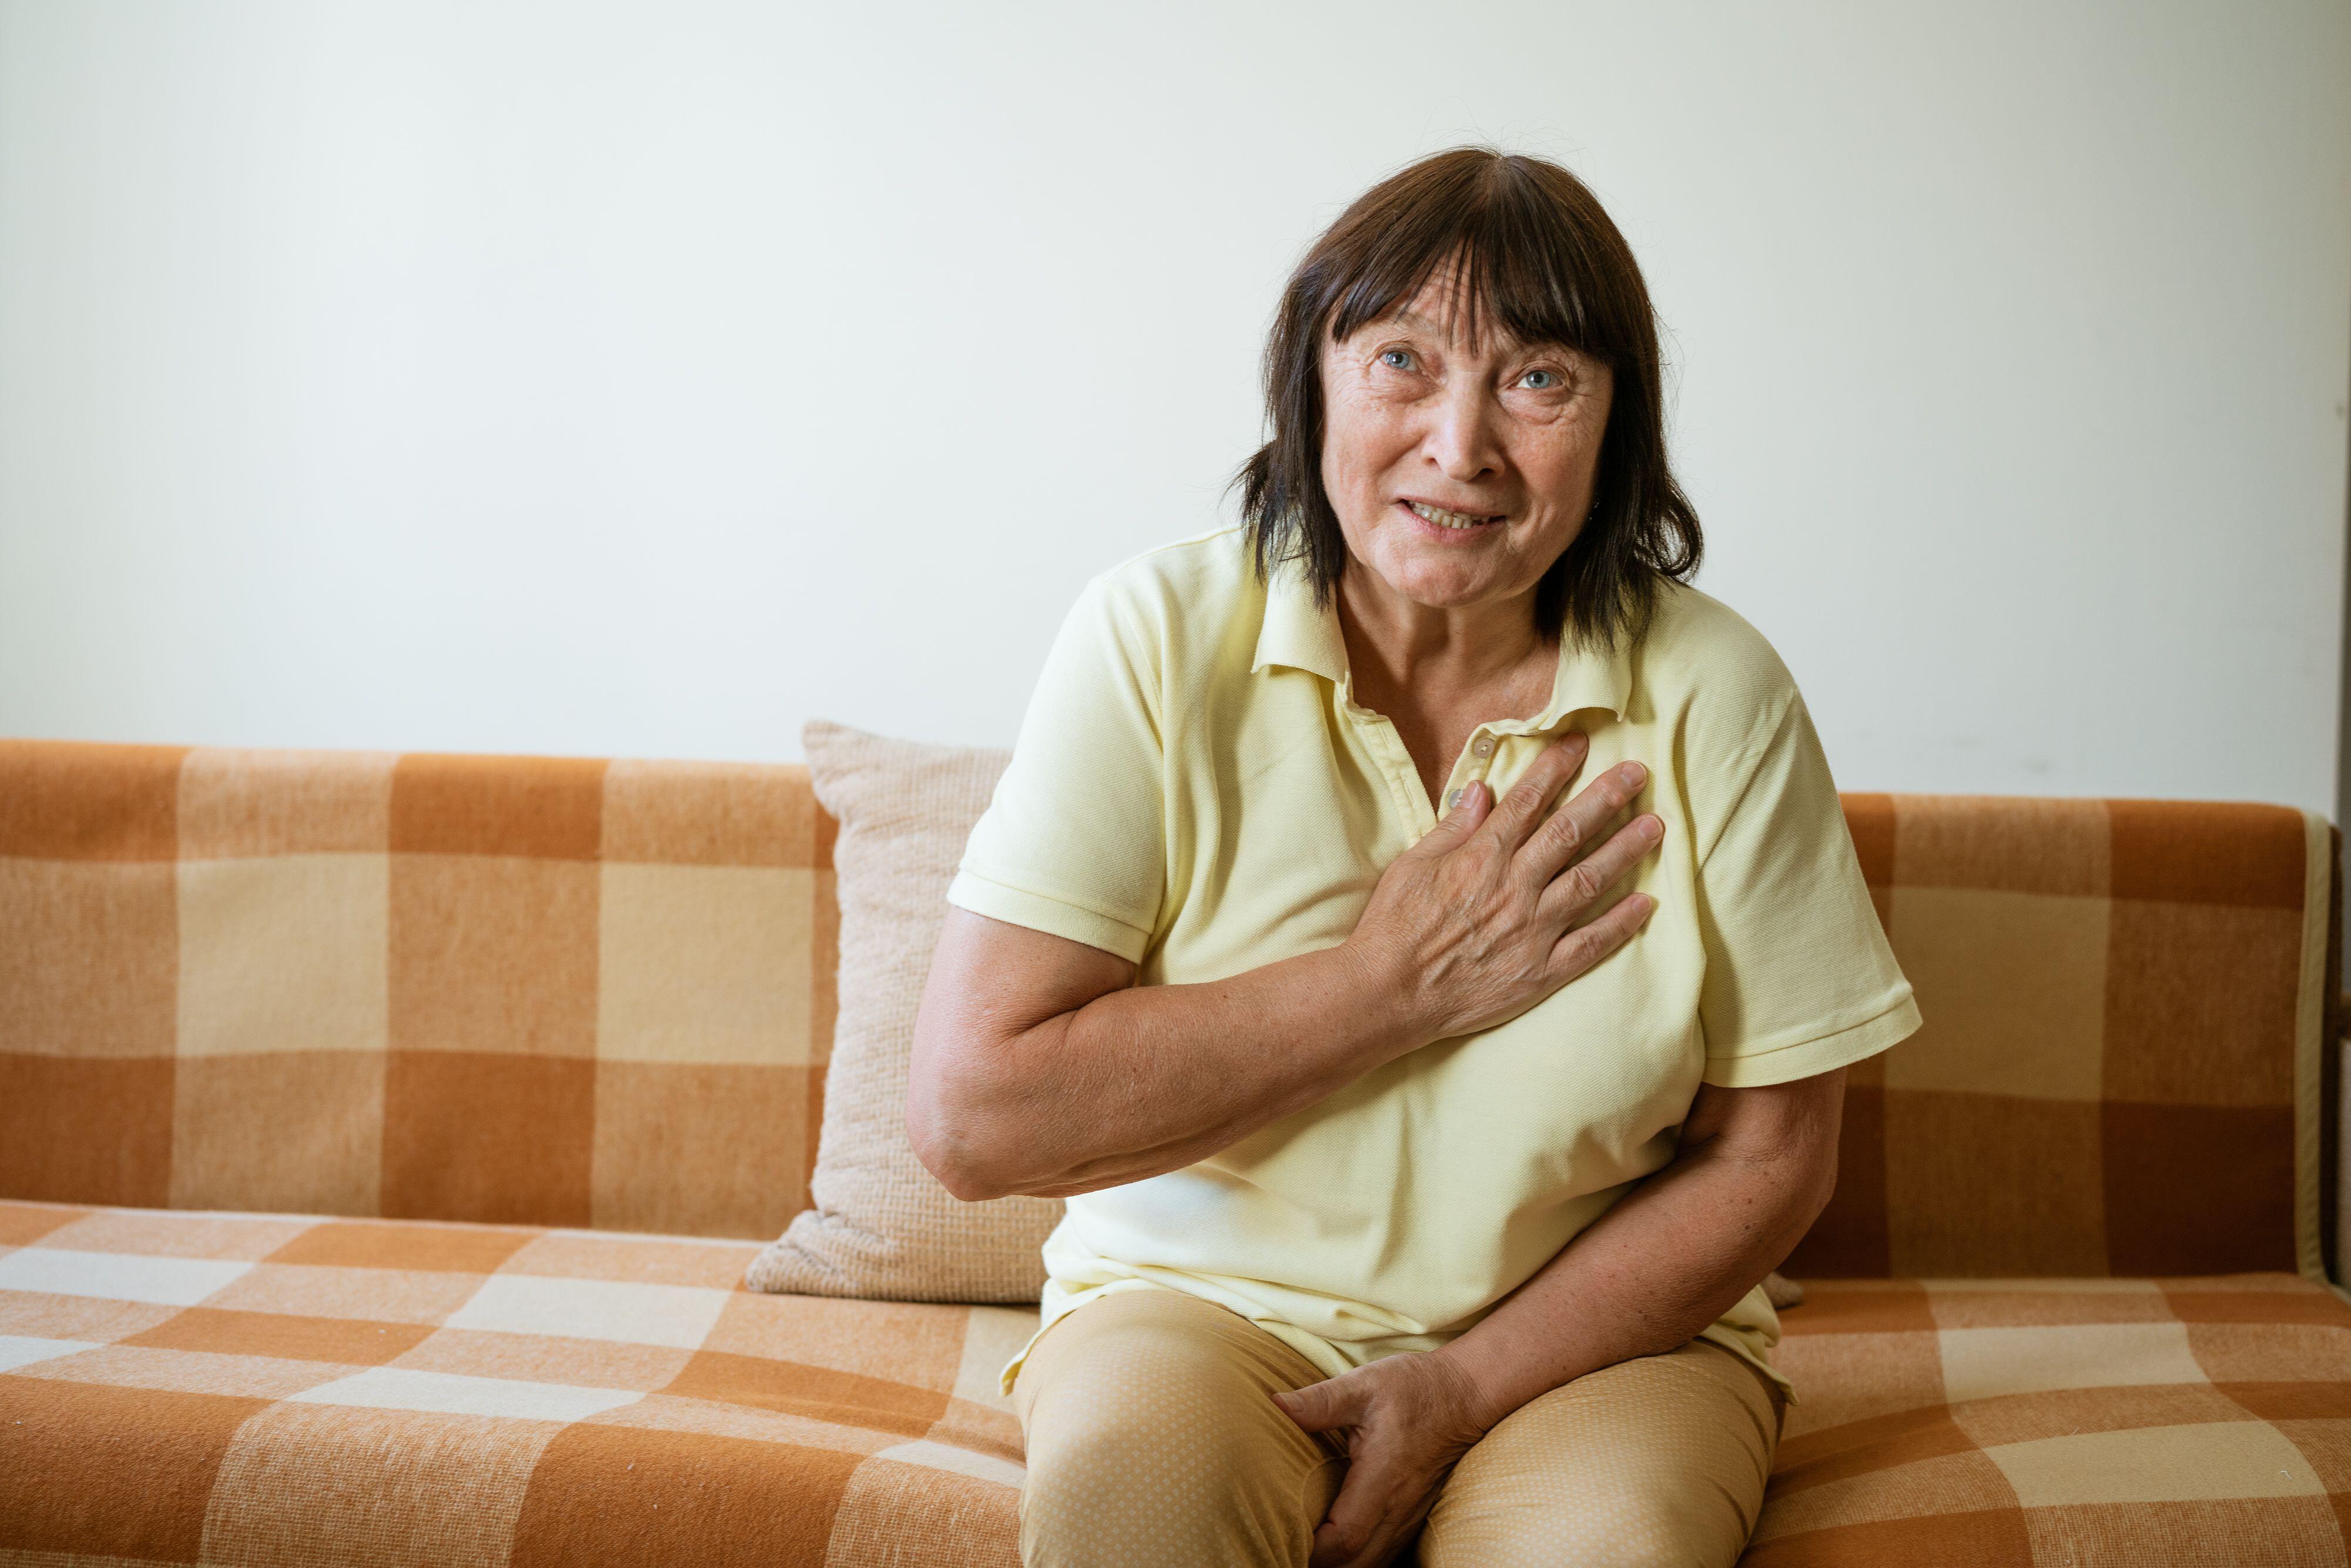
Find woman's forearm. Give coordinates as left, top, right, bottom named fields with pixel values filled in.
left=1432, top=1121, right=1833, bottom=1428
left=927, top=939, right=1435, bottom=1200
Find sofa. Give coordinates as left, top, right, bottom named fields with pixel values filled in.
left=0, top=738, right=2344, bottom=1566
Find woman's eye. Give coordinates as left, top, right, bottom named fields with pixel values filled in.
left=1379, top=348, right=1415, bottom=370
left=1520, top=368, right=1560, bottom=390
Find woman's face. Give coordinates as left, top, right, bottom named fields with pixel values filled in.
left=1318, top=264, right=1615, bottom=616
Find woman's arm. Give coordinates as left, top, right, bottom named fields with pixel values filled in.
left=1435, top=1067, right=1843, bottom=1423
left=907, top=734, right=1662, bottom=1202
left=910, top=910, right=1419, bottom=1200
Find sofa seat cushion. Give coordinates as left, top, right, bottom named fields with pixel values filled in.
left=11, top=1202, right=2351, bottom=1567
left=1753, top=1274, right=2351, bottom=1564
left=0, top=1201, right=1033, bottom=1567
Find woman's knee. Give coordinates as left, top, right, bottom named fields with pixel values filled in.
left=1020, top=1408, right=1339, bottom=1566
left=1419, top=1482, right=1730, bottom=1568
left=1417, top=1340, right=1777, bottom=1568
left=1014, top=1291, right=1341, bottom=1568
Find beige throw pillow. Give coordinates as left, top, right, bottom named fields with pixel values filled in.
left=742, top=717, right=1808, bottom=1316
left=745, top=718, right=1064, bottom=1302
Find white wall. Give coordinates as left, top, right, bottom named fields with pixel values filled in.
left=2, top=0, right=2346, bottom=813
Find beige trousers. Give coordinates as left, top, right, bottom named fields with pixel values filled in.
left=1011, top=1288, right=1784, bottom=1568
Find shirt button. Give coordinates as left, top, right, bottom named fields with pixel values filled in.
left=1472, top=736, right=1495, bottom=758
left=1445, top=788, right=1463, bottom=809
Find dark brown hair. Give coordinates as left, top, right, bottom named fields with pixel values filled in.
left=1235, top=146, right=1702, bottom=651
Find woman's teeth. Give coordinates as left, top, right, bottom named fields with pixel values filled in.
left=1405, top=500, right=1496, bottom=530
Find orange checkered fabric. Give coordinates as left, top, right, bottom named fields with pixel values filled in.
left=2, top=745, right=2336, bottom=1278
left=0, top=742, right=838, bottom=1237
left=8, top=1205, right=2351, bottom=1563
left=1791, top=794, right=2343, bottom=1282
left=1757, top=1274, right=2351, bottom=1562
left=0, top=1198, right=1026, bottom=1566
left=5, top=739, right=2350, bottom=1566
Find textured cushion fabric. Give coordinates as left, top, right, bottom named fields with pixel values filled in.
left=1753, top=1272, right=2351, bottom=1563
left=745, top=720, right=1065, bottom=1304
left=12, top=1201, right=2351, bottom=1566
left=1787, top=795, right=2343, bottom=1283
left=0, top=1198, right=1030, bottom=1567
left=0, top=741, right=838, bottom=1238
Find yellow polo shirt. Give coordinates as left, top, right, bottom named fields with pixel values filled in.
left=947, top=524, right=1919, bottom=1408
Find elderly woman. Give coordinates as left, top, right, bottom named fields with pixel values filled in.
left=907, top=147, right=1918, bottom=1568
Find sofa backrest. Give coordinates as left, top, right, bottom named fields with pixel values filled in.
left=1789, top=792, right=2341, bottom=1285
left=1, top=741, right=2340, bottom=1281
left=0, top=741, right=836, bottom=1240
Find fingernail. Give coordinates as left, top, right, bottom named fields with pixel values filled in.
left=1620, top=762, right=1647, bottom=786
left=1637, top=815, right=1663, bottom=842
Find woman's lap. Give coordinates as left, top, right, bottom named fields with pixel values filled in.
left=1011, top=1289, right=1783, bottom=1568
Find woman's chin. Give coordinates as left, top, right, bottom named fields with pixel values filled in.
left=1372, top=556, right=1513, bottom=611
left=1342, top=518, right=1531, bottom=608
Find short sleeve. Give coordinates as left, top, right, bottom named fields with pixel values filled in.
left=945, top=574, right=1168, bottom=964
left=1693, top=692, right=1920, bottom=1087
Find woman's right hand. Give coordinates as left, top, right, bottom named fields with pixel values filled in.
left=1344, top=732, right=1663, bottom=1046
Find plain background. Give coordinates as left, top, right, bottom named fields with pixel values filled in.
left=2, top=1, right=2347, bottom=815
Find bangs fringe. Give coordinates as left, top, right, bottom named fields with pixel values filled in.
left=1324, top=157, right=1607, bottom=361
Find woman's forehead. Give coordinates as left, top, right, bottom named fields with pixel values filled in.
left=1345, top=252, right=1586, bottom=353
left=1338, top=301, right=1579, bottom=360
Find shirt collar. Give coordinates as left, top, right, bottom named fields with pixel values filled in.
left=1250, top=551, right=1630, bottom=728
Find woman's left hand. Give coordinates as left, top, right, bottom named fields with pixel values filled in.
left=1270, top=1348, right=1501, bottom=1568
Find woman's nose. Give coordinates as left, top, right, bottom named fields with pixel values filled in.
left=1424, top=380, right=1502, bottom=482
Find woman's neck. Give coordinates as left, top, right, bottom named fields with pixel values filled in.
left=1334, top=559, right=1552, bottom=709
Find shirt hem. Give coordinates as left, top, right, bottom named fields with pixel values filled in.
left=1700, top=989, right=1922, bottom=1088
left=1696, top=1321, right=1798, bottom=1408
left=946, top=867, right=1153, bottom=965
left=1003, top=1276, right=1800, bottom=1410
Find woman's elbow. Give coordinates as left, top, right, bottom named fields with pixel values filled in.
left=906, top=1056, right=1022, bottom=1202
left=920, top=1150, right=1012, bottom=1204
left=1791, top=1140, right=1840, bottom=1229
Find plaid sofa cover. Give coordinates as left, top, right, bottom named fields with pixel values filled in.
left=0, top=743, right=837, bottom=1235
left=1, top=740, right=2345, bottom=1566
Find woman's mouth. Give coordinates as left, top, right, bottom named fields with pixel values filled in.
left=1398, top=498, right=1504, bottom=534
